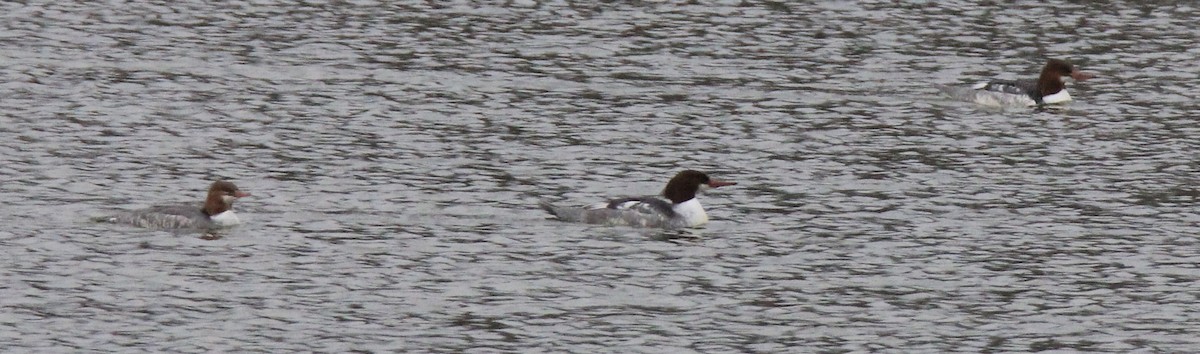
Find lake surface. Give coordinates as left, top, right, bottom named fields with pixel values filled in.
left=2, top=1, right=1198, bottom=352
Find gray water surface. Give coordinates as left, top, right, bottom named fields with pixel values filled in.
left=2, top=1, right=1199, bottom=352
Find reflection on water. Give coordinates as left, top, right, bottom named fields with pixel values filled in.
left=2, top=1, right=1198, bottom=352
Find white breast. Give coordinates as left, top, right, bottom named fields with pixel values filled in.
left=1041, top=89, right=1072, bottom=104
left=672, top=199, right=708, bottom=227
left=209, top=210, right=241, bottom=227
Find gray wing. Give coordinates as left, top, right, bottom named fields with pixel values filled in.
left=539, top=197, right=679, bottom=228
left=605, top=196, right=675, bottom=217
left=935, top=82, right=1038, bottom=107
left=980, top=79, right=1036, bottom=98
left=105, top=204, right=209, bottom=229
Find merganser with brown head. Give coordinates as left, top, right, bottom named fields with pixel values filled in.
left=539, top=170, right=736, bottom=229
left=938, top=59, right=1095, bottom=107
left=104, top=181, right=250, bottom=229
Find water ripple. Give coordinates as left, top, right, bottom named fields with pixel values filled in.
left=2, top=1, right=1198, bottom=352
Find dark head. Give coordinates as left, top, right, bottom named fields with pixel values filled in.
left=1038, top=59, right=1094, bottom=96
left=203, top=181, right=250, bottom=216
left=661, top=170, right=736, bottom=204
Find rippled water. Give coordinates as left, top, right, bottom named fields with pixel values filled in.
left=3, top=1, right=1199, bottom=352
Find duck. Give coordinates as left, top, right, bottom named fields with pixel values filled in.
left=102, top=181, right=250, bottom=229
left=938, top=59, right=1094, bottom=107
left=538, top=170, right=736, bottom=229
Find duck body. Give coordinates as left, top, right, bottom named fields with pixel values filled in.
left=939, top=59, right=1093, bottom=107
left=103, top=181, right=250, bottom=230
left=539, top=170, right=735, bottom=229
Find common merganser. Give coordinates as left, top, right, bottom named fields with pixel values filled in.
left=103, top=181, right=250, bottom=229
left=938, top=59, right=1095, bottom=107
left=538, top=170, right=736, bottom=229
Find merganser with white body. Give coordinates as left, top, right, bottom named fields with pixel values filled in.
left=103, top=181, right=250, bottom=229
left=938, top=59, right=1095, bottom=107
left=538, top=170, right=736, bottom=229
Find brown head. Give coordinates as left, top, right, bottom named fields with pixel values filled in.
left=661, top=170, right=736, bottom=204
left=203, top=181, right=250, bottom=216
left=1038, top=59, right=1094, bottom=97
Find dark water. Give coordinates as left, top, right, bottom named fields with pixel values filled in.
left=2, top=1, right=1198, bottom=352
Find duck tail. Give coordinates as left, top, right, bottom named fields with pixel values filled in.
left=538, top=200, right=583, bottom=222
